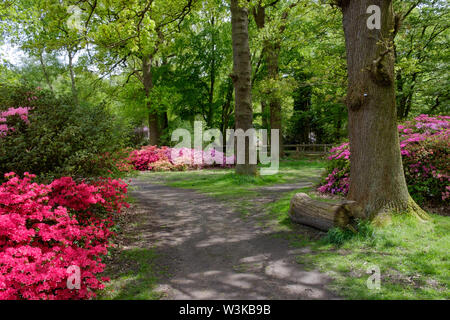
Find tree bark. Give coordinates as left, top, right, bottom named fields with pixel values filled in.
left=261, top=101, right=269, bottom=129
left=142, top=54, right=160, bottom=146
left=207, top=15, right=216, bottom=128
left=231, top=0, right=257, bottom=175
left=266, top=42, right=283, bottom=156
left=67, top=49, right=78, bottom=105
left=221, top=80, right=233, bottom=129
left=39, top=51, right=54, bottom=93
left=289, top=193, right=363, bottom=231
left=338, top=0, right=427, bottom=220
left=253, top=3, right=284, bottom=157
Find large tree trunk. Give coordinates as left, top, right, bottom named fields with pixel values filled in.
left=142, top=55, right=160, bottom=146
left=231, top=0, right=257, bottom=175
left=339, top=0, right=427, bottom=220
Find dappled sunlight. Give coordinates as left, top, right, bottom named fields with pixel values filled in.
left=123, top=177, right=338, bottom=300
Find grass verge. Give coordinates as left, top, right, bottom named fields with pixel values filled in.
left=98, top=248, right=164, bottom=300
left=267, top=189, right=450, bottom=300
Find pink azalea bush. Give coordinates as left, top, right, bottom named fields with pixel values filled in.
left=116, top=145, right=235, bottom=172
left=0, top=173, right=129, bottom=300
left=0, top=107, right=31, bottom=136
left=318, top=115, right=449, bottom=205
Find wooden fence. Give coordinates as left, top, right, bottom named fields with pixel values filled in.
left=283, top=144, right=334, bottom=155
left=258, top=144, right=334, bottom=156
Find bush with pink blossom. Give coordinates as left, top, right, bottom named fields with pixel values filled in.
left=117, top=145, right=235, bottom=172
left=0, top=107, right=31, bottom=136
left=0, top=173, right=129, bottom=300
left=318, top=115, right=449, bottom=206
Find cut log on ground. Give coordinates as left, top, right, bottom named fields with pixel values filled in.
left=289, top=193, right=364, bottom=231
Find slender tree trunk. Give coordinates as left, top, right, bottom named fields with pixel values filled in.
left=231, top=0, right=257, bottom=175
left=221, top=80, right=234, bottom=147
left=67, top=49, right=78, bottom=105
left=335, top=116, right=342, bottom=140
left=429, top=95, right=440, bottom=113
left=252, top=2, right=288, bottom=158
left=266, top=42, right=283, bottom=156
left=142, top=55, right=160, bottom=146
left=396, top=69, right=406, bottom=119
left=403, top=73, right=417, bottom=119
left=338, top=0, right=427, bottom=220
left=160, top=111, right=169, bottom=138
left=39, top=51, right=54, bottom=93
left=261, top=101, right=269, bottom=129
left=207, top=16, right=216, bottom=128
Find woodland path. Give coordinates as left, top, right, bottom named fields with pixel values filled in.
left=126, top=177, right=339, bottom=300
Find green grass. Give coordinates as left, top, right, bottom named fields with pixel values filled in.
left=267, top=190, right=450, bottom=300
left=139, top=159, right=325, bottom=201
left=130, top=159, right=450, bottom=299
left=98, top=248, right=164, bottom=300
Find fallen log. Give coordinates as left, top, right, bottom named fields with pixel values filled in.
left=289, top=193, right=364, bottom=231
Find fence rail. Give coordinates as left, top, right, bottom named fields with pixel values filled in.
left=259, top=144, right=334, bottom=156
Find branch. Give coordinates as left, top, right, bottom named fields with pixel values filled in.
left=394, top=0, right=423, bottom=37
left=84, top=0, right=97, bottom=29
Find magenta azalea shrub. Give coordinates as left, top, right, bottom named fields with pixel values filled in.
left=0, top=173, right=129, bottom=300
left=0, top=107, right=31, bottom=136
left=319, top=115, right=449, bottom=205
left=118, top=145, right=235, bottom=172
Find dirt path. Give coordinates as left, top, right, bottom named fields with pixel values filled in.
left=129, top=178, right=339, bottom=300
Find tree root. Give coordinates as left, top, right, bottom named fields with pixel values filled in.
left=370, top=197, right=430, bottom=225
left=405, top=197, right=430, bottom=222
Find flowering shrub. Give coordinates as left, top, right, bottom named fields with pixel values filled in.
left=151, top=159, right=188, bottom=172
left=49, top=177, right=104, bottom=212
left=92, top=177, right=130, bottom=214
left=318, top=115, right=449, bottom=206
left=171, top=147, right=236, bottom=168
left=0, top=84, right=129, bottom=180
left=117, top=145, right=236, bottom=172
left=0, top=173, right=129, bottom=300
left=0, top=107, right=31, bottom=136
left=317, top=168, right=349, bottom=195
left=127, top=145, right=172, bottom=171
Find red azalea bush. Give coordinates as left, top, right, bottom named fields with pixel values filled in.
left=92, top=177, right=130, bottom=214
left=0, top=173, right=129, bottom=300
left=318, top=115, right=449, bottom=206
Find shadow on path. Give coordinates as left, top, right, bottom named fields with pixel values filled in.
left=127, top=179, right=339, bottom=300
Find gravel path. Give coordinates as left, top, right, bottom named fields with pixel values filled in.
left=129, top=178, right=338, bottom=300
